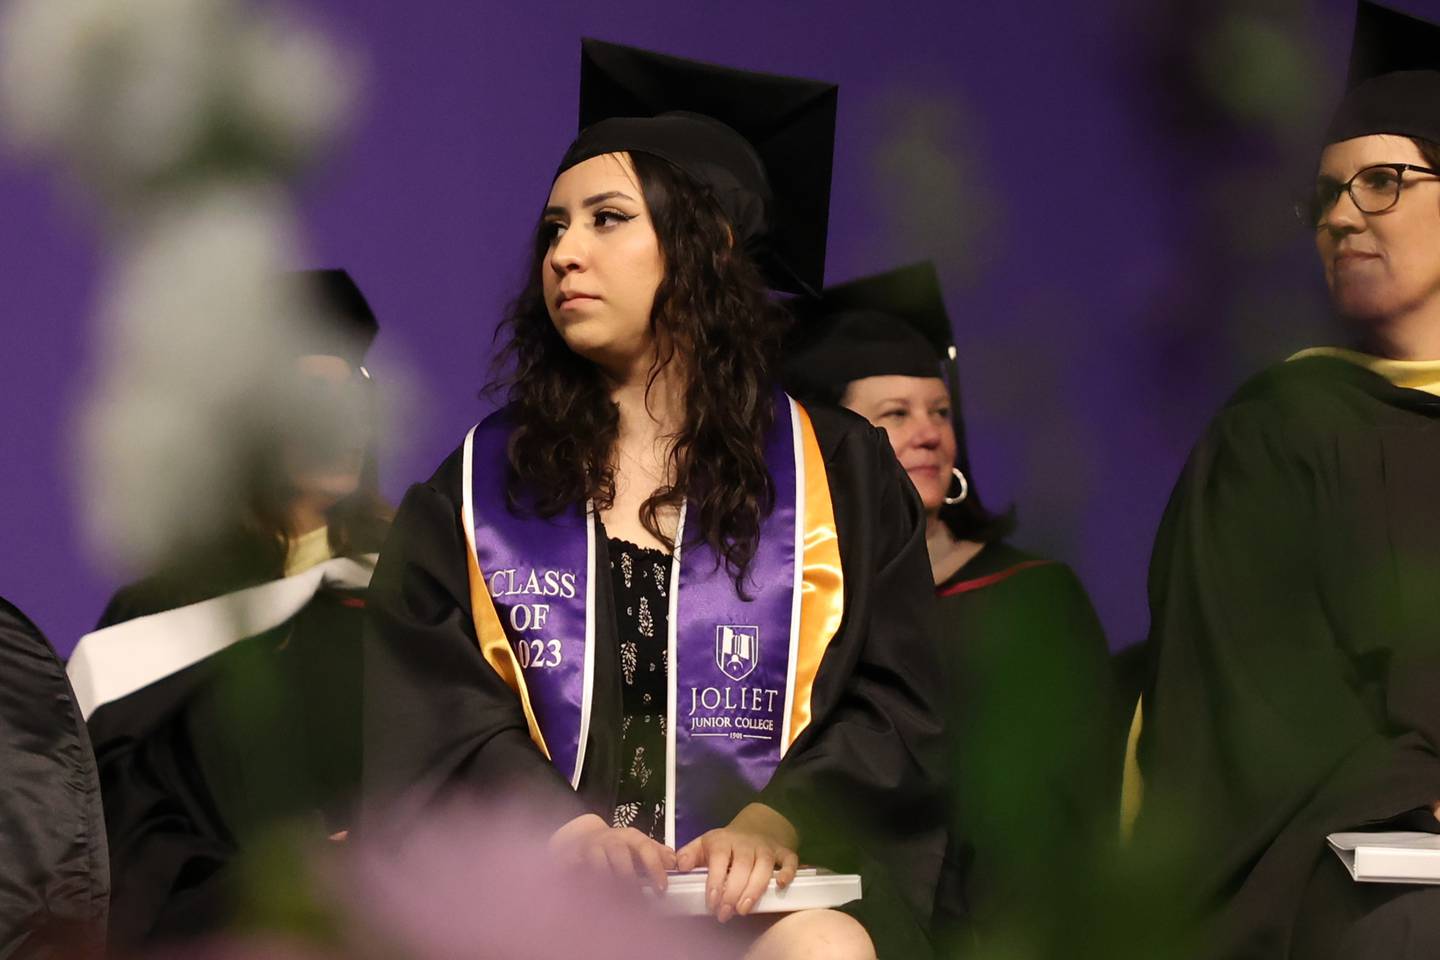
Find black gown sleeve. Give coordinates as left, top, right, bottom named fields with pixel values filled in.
left=93, top=698, right=234, bottom=946
left=1137, top=393, right=1440, bottom=955
left=87, top=576, right=244, bottom=947
left=757, top=410, right=949, bottom=955
left=0, top=599, right=108, bottom=958
left=93, top=579, right=368, bottom=947
left=361, top=450, right=589, bottom=832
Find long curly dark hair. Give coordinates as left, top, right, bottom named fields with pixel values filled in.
left=492, top=151, right=787, bottom=590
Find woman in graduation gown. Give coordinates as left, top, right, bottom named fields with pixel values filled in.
left=362, top=41, right=947, bottom=960
left=1135, top=3, right=1440, bottom=957
left=77, top=269, right=391, bottom=947
left=783, top=262, right=1116, bottom=955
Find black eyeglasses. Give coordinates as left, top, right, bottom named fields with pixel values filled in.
left=1296, top=162, right=1440, bottom=227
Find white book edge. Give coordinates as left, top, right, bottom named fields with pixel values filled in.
left=1327, top=832, right=1440, bottom=885
left=648, top=868, right=862, bottom=916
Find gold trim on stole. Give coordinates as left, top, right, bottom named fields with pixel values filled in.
left=465, top=539, right=551, bottom=759
left=786, top=404, right=845, bottom=749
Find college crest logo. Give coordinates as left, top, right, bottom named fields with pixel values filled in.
left=715, top=625, right=759, bottom=682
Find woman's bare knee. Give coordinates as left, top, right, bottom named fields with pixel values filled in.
left=742, top=909, right=876, bottom=960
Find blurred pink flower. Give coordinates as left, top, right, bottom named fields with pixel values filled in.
left=340, top=796, right=744, bottom=960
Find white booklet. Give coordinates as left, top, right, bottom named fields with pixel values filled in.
left=650, top=868, right=862, bottom=916
left=1328, top=832, right=1440, bottom=884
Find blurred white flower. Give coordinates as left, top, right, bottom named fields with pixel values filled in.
left=77, top=180, right=326, bottom=569
left=0, top=0, right=357, bottom=197
left=1, top=0, right=370, bottom=570
left=0, top=0, right=109, bottom=152
left=0, top=0, right=224, bottom=181
left=99, top=0, right=222, bottom=178
left=232, top=8, right=360, bottom=165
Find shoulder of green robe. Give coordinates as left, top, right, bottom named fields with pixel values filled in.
left=1188, top=358, right=1387, bottom=471
left=1225, top=355, right=1431, bottom=425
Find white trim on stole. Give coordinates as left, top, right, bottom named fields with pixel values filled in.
left=461, top=425, right=479, bottom=558
left=464, top=424, right=596, bottom=791
left=663, top=501, right=688, bottom=849
left=67, top=554, right=375, bottom=721
left=780, top=396, right=805, bottom=753
left=573, top=508, right=596, bottom=789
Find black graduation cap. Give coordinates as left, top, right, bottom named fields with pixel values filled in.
left=783, top=262, right=954, bottom=401
left=290, top=268, right=378, bottom=367
left=1326, top=1, right=1440, bottom=144
left=557, top=39, right=838, bottom=295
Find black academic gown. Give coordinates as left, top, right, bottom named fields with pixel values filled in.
left=90, top=571, right=367, bottom=948
left=363, top=404, right=949, bottom=958
left=929, top=543, right=1116, bottom=956
left=1136, top=356, right=1440, bottom=959
left=0, top=599, right=109, bottom=959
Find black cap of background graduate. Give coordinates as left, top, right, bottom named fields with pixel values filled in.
left=784, top=261, right=997, bottom=527
left=1326, top=1, right=1440, bottom=145
left=289, top=269, right=378, bottom=368
left=556, top=39, right=838, bottom=296
left=783, top=262, right=954, bottom=403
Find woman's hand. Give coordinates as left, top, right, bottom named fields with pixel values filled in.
left=674, top=802, right=800, bottom=922
left=549, top=813, right=677, bottom=890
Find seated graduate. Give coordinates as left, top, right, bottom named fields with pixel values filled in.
left=1135, top=4, right=1440, bottom=957
left=0, top=598, right=108, bottom=959
left=362, top=40, right=947, bottom=960
left=783, top=262, right=1116, bottom=954
left=70, top=268, right=391, bottom=948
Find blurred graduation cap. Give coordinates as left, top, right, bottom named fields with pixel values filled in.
left=290, top=268, right=378, bottom=368
left=557, top=39, right=838, bottom=295
left=1326, top=0, right=1440, bottom=144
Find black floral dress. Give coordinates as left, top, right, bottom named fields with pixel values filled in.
left=607, top=539, right=671, bottom=841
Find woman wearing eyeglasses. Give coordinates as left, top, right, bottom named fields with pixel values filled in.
left=1134, top=4, right=1440, bottom=958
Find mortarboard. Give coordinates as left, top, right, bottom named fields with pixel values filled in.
left=783, top=262, right=953, bottom=399
left=290, top=269, right=378, bottom=367
left=557, top=39, right=837, bottom=295
left=1326, top=1, right=1440, bottom=145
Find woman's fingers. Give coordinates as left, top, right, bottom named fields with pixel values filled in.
left=584, top=842, right=610, bottom=875
left=736, top=849, right=775, bottom=916
left=634, top=837, right=673, bottom=891
left=705, top=836, right=732, bottom=913
left=675, top=836, right=703, bottom=872
left=775, top=848, right=800, bottom=889
left=717, top=844, right=756, bottom=922
left=602, top=838, right=639, bottom=883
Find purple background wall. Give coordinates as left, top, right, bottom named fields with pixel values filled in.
left=2, top=0, right=1424, bottom=656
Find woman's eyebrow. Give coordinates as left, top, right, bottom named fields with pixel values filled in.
left=582, top=190, right=636, bottom=207
left=542, top=191, right=637, bottom=220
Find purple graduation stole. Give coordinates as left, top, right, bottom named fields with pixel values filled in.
left=460, top=394, right=844, bottom=847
